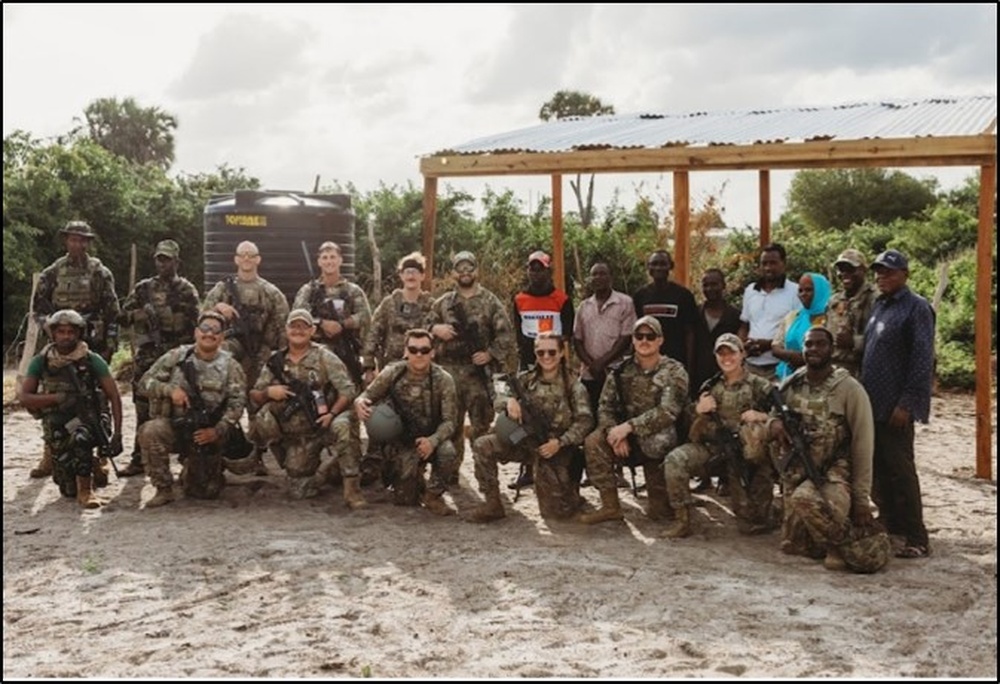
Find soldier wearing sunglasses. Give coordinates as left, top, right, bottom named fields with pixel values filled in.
left=579, top=316, right=689, bottom=525
left=354, top=329, right=459, bottom=516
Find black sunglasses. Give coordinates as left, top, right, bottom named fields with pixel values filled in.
left=633, top=332, right=659, bottom=342
left=407, top=345, right=433, bottom=355
left=535, top=348, right=559, bottom=358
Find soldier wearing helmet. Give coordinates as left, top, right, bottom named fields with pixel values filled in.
left=248, top=309, right=361, bottom=506
left=29, top=220, right=121, bottom=481
left=18, top=309, right=124, bottom=508
left=354, top=328, right=458, bottom=516
left=466, top=332, right=593, bottom=524
left=768, top=326, right=884, bottom=573
left=117, top=239, right=201, bottom=477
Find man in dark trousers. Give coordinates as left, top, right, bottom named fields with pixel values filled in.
left=632, top=249, right=697, bottom=374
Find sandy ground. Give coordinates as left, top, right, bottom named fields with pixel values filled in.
left=3, top=379, right=997, bottom=679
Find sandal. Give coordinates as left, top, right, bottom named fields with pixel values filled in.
left=895, top=544, right=930, bottom=559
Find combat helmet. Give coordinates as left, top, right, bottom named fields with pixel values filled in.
left=45, top=309, right=87, bottom=334
left=365, top=402, right=404, bottom=443
left=59, top=220, right=96, bottom=238
left=494, top=411, right=530, bottom=447
left=838, top=523, right=891, bottom=574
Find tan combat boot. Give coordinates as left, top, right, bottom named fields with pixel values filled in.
left=578, top=488, right=624, bottom=524
left=662, top=505, right=693, bottom=538
left=823, top=546, right=847, bottom=572
left=75, top=476, right=102, bottom=509
left=92, top=457, right=110, bottom=488
left=466, top=487, right=505, bottom=523
left=342, top=476, right=367, bottom=510
left=421, top=490, right=456, bottom=516
left=146, top=486, right=176, bottom=508
left=30, top=445, right=54, bottom=479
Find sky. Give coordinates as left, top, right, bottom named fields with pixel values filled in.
left=3, top=3, right=997, bottom=228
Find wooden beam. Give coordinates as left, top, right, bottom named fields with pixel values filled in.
left=421, top=176, right=438, bottom=291
left=551, top=174, right=565, bottom=293
left=420, top=136, right=997, bottom=177
left=673, top=171, right=690, bottom=288
left=975, top=163, right=996, bottom=480
left=758, top=170, right=771, bottom=246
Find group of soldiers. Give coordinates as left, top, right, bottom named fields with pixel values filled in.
left=21, top=221, right=928, bottom=575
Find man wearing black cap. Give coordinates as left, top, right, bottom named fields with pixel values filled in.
left=118, top=239, right=201, bottom=477
left=827, top=248, right=876, bottom=378
left=861, top=248, right=934, bottom=559
left=510, top=250, right=574, bottom=489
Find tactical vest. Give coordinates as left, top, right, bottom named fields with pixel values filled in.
left=50, top=256, right=105, bottom=312
left=149, top=346, right=234, bottom=420
left=783, top=368, right=852, bottom=473
left=381, top=291, right=432, bottom=364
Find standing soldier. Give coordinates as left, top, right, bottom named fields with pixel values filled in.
left=354, top=329, right=458, bottom=516
left=117, top=239, right=201, bottom=477
left=249, top=309, right=361, bottom=505
left=293, top=241, right=371, bottom=391
left=18, top=310, right=124, bottom=508
left=467, top=332, right=594, bottom=523
left=662, top=333, right=773, bottom=538
left=203, top=240, right=289, bottom=475
left=827, top=248, right=876, bottom=378
left=29, top=220, right=121, bottom=482
left=429, top=251, right=515, bottom=480
left=136, top=311, right=248, bottom=507
left=578, top=316, right=689, bottom=525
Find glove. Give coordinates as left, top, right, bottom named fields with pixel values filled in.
left=108, top=432, right=124, bottom=458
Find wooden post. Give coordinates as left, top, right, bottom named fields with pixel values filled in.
left=759, top=170, right=771, bottom=247
left=551, top=174, right=565, bottom=292
left=17, top=274, right=41, bottom=383
left=673, top=171, right=690, bottom=287
left=421, top=176, right=438, bottom=291
left=975, top=163, right=996, bottom=480
left=129, top=243, right=138, bottom=293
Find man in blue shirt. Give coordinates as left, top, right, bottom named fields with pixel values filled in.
left=861, top=249, right=934, bottom=559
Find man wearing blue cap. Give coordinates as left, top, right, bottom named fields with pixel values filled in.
left=861, top=249, right=934, bottom=559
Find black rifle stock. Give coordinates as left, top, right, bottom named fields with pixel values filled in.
left=265, top=352, right=326, bottom=427
left=502, top=372, right=552, bottom=501
left=449, top=296, right=493, bottom=398
left=172, top=353, right=226, bottom=460
left=223, top=276, right=258, bottom=357
left=706, top=412, right=753, bottom=491
left=611, top=362, right=643, bottom=497
left=311, top=284, right=364, bottom=387
left=67, top=365, right=122, bottom=476
left=768, top=386, right=826, bottom=488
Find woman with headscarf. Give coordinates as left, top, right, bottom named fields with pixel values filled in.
left=773, top=272, right=832, bottom=380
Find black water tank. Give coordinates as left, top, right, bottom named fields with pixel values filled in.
left=204, top=190, right=355, bottom=304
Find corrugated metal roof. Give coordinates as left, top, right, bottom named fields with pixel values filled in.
left=430, top=95, right=997, bottom=156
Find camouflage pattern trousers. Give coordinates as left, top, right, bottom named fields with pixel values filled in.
left=252, top=404, right=359, bottom=478
left=664, top=442, right=777, bottom=532
left=380, top=439, right=458, bottom=505
left=781, top=462, right=851, bottom=556
left=138, top=418, right=224, bottom=499
left=583, top=427, right=675, bottom=514
left=442, top=363, right=494, bottom=462
left=472, top=434, right=580, bottom=519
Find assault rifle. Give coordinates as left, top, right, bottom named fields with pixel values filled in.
left=311, top=284, right=365, bottom=388
left=704, top=412, right=753, bottom=492
left=449, top=295, right=493, bottom=398
left=768, top=386, right=826, bottom=488
left=502, top=372, right=552, bottom=501
left=67, top=364, right=122, bottom=476
left=610, top=359, right=644, bottom=498
left=223, top=276, right=258, bottom=357
left=172, top=352, right=226, bottom=460
left=265, top=351, right=328, bottom=427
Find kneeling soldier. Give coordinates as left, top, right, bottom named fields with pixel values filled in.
left=137, top=311, right=247, bottom=507
left=249, top=309, right=361, bottom=505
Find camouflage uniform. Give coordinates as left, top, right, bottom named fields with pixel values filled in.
left=34, top=254, right=120, bottom=361
left=358, top=361, right=458, bottom=506
left=772, top=366, right=875, bottom=560
left=203, top=276, right=289, bottom=389
left=826, top=282, right=876, bottom=377
left=664, top=371, right=775, bottom=533
left=138, top=345, right=247, bottom=500
left=293, top=278, right=371, bottom=388
left=363, top=289, right=435, bottom=371
left=250, top=343, right=358, bottom=499
left=120, top=273, right=200, bottom=466
left=429, top=286, right=516, bottom=465
left=472, top=367, right=594, bottom=520
left=24, top=344, right=113, bottom=497
left=583, top=355, right=689, bottom=520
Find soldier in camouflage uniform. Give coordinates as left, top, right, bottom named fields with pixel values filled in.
left=293, top=241, right=371, bottom=391
left=136, top=310, right=247, bottom=507
left=662, top=333, right=773, bottom=538
left=579, top=316, right=690, bottom=525
left=203, top=240, right=288, bottom=475
left=769, top=326, right=881, bottom=572
left=30, top=220, right=121, bottom=481
left=429, top=251, right=515, bottom=478
left=354, top=329, right=459, bottom=516
left=467, top=333, right=594, bottom=523
left=827, top=248, right=877, bottom=378
left=249, top=309, right=361, bottom=505
left=360, top=251, right=435, bottom=485
left=118, top=239, right=201, bottom=476
left=18, top=310, right=124, bottom=508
